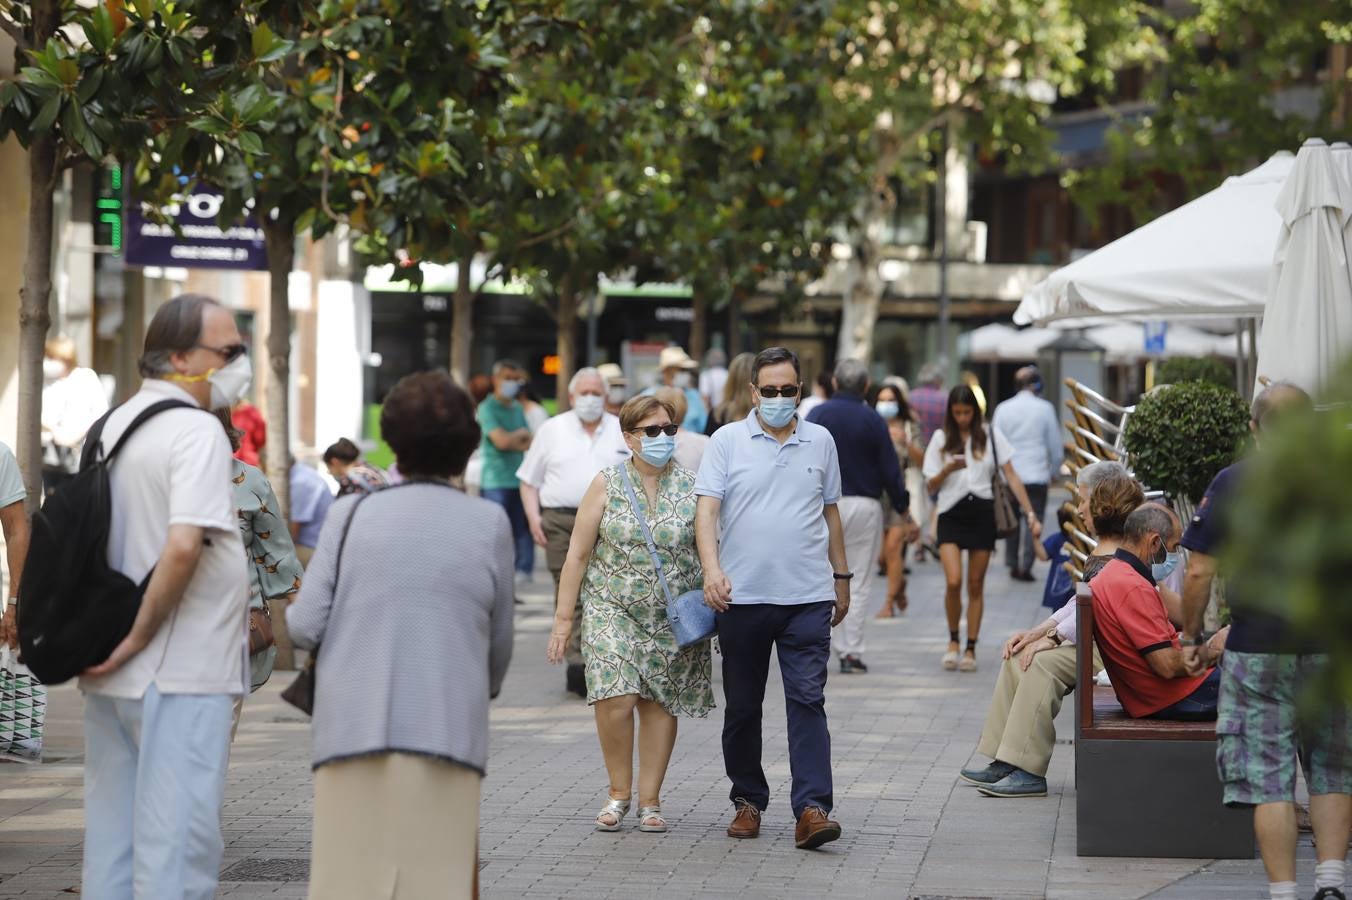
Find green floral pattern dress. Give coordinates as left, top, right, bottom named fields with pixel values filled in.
left=581, top=460, right=713, bottom=717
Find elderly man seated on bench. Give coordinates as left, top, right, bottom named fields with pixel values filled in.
left=1092, top=502, right=1228, bottom=721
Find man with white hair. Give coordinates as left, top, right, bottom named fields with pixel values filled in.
left=518, top=367, right=630, bottom=696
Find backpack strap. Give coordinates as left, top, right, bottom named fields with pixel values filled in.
left=84, top=399, right=203, bottom=470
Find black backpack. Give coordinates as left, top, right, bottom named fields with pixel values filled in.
left=18, top=399, right=198, bottom=685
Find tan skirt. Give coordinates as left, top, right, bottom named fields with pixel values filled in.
left=309, top=752, right=481, bottom=900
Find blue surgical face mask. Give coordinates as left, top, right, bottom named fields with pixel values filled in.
left=758, top=396, right=797, bottom=428
left=638, top=433, right=676, bottom=467
left=1151, top=542, right=1183, bottom=582
left=500, top=379, right=521, bottom=400
left=876, top=401, right=899, bottom=420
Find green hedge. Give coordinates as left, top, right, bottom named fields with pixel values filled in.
left=1155, top=356, right=1233, bottom=390
left=1122, top=381, right=1249, bottom=503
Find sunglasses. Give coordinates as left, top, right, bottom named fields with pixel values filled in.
left=755, top=383, right=801, bottom=398
left=195, top=343, right=248, bottom=363
left=629, top=424, right=679, bottom=438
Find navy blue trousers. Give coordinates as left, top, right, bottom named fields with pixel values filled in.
left=481, top=487, right=535, bottom=575
left=717, top=601, right=834, bottom=818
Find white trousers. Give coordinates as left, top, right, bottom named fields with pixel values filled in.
left=832, top=496, right=884, bottom=660
left=82, top=684, right=234, bottom=900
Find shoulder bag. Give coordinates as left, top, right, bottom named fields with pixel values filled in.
left=616, top=465, right=715, bottom=648
left=989, top=428, right=1020, bottom=539
left=281, top=491, right=371, bottom=715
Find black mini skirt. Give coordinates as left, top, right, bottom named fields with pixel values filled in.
left=936, top=494, right=997, bottom=551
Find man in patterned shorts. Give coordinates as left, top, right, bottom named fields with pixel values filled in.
left=1180, top=383, right=1350, bottom=900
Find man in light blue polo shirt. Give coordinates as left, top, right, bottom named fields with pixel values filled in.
left=694, top=346, right=851, bottom=851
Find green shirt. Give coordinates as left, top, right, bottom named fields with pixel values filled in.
left=478, top=396, right=527, bottom=489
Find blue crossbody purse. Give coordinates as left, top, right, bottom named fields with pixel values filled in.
left=617, top=465, right=716, bottom=648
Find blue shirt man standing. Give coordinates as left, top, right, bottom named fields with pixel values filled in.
left=806, top=358, right=911, bottom=674
left=990, top=366, right=1062, bottom=581
left=694, top=346, right=850, bottom=851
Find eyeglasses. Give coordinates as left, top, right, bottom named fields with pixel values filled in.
left=629, top=424, right=679, bottom=438
left=755, top=383, right=801, bottom=398
left=195, top=343, right=248, bottom=363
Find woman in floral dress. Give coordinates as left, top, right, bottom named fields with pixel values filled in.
left=547, top=395, right=713, bottom=834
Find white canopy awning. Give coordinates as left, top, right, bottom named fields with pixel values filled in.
left=1014, top=153, right=1294, bottom=325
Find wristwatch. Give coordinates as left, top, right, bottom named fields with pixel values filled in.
left=832, top=572, right=854, bottom=581
left=1179, top=634, right=1206, bottom=647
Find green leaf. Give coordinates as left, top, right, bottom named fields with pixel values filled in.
left=77, top=68, right=105, bottom=104
left=252, top=22, right=276, bottom=61
left=237, top=131, right=264, bottom=155
left=389, top=82, right=412, bottom=109
left=88, top=6, right=115, bottom=55
left=32, top=93, right=61, bottom=132
left=188, top=116, right=228, bottom=136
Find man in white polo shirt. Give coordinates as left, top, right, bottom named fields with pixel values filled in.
left=79, top=294, right=251, bottom=899
left=518, top=367, right=629, bottom=695
left=695, top=346, right=851, bottom=851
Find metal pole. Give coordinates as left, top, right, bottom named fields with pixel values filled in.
left=936, top=118, right=950, bottom=374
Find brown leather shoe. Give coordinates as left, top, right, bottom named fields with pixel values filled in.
left=794, top=807, right=841, bottom=850
left=727, top=799, right=762, bottom=838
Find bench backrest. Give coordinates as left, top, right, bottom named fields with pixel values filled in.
left=1076, top=582, right=1095, bottom=736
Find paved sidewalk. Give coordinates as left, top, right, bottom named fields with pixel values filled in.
left=0, top=539, right=1320, bottom=898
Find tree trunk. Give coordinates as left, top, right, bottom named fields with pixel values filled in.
left=261, top=216, right=295, bottom=514
left=17, top=137, right=56, bottom=513
left=449, top=251, right=474, bottom=385
left=262, top=215, right=296, bottom=670
left=688, top=290, right=708, bottom=361
left=555, top=272, right=578, bottom=410
left=837, top=192, right=887, bottom=363
left=726, top=289, right=743, bottom=357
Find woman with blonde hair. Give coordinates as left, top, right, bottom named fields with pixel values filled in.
left=547, top=395, right=712, bottom=833
left=704, top=352, right=757, bottom=435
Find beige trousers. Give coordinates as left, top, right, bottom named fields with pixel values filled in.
left=542, top=507, right=583, bottom=666
left=309, top=752, right=481, bottom=900
left=832, top=497, right=884, bottom=660
left=976, top=643, right=1101, bottom=777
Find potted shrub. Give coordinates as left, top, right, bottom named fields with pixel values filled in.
left=1122, top=381, right=1250, bottom=505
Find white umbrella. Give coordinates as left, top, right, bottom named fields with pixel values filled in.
left=1015, top=153, right=1294, bottom=325
left=964, top=323, right=1058, bottom=361
left=1083, top=322, right=1238, bottom=363
left=1254, top=138, right=1352, bottom=396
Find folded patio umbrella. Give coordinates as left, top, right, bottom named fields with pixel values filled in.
left=1254, top=138, right=1352, bottom=396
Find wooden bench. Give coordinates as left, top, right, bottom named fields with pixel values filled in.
left=1074, top=584, right=1254, bottom=858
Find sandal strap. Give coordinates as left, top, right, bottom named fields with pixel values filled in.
left=597, top=797, right=630, bottom=820
left=638, top=805, right=664, bottom=821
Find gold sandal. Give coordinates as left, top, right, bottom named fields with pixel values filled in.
left=637, top=805, right=667, bottom=833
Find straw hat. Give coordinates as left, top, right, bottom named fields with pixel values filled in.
left=658, top=346, right=698, bottom=371
left=597, top=363, right=626, bottom=384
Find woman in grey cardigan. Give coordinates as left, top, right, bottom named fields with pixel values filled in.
left=286, top=372, right=514, bottom=900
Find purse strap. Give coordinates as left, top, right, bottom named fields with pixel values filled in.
left=616, top=463, right=675, bottom=606
left=308, top=489, right=372, bottom=660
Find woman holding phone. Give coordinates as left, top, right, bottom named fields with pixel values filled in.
left=923, top=385, right=1041, bottom=672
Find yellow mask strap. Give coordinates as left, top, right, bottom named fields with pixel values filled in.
left=164, top=367, right=217, bottom=384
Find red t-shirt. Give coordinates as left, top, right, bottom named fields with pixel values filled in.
left=1090, top=556, right=1211, bottom=717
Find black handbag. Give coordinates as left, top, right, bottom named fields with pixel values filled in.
left=281, top=492, right=369, bottom=715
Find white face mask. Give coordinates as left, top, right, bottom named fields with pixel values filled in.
left=573, top=395, right=604, bottom=422
left=43, top=358, right=67, bottom=381
left=673, top=371, right=693, bottom=389
left=208, top=354, right=253, bottom=409
left=608, top=386, right=627, bottom=405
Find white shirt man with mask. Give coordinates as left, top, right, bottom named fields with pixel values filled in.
left=79, top=293, right=252, bottom=899
left=518, top=367, right=629, bottom=695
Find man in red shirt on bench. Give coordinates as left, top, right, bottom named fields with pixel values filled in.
left=1091, top=503, right=1228, bottom=720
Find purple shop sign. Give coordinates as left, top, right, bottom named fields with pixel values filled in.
left=125, top=188, right=268, bottom=270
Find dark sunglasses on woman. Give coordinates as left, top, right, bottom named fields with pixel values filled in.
left=630, top=424, right=679, bottom=438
